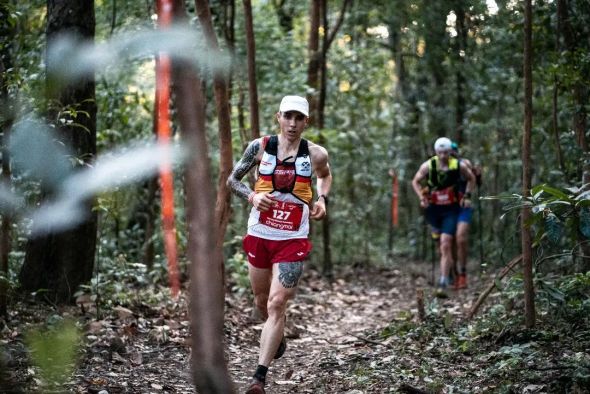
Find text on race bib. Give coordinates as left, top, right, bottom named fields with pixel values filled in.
left=259, top=201, right=304, bottom=231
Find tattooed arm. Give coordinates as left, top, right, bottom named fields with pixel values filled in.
left=227, top=138, right=262, bottom=200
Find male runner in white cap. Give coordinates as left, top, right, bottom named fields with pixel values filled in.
left=227, top=95, right=332, bottom=394
left=412, top=137, right=475, bottom=294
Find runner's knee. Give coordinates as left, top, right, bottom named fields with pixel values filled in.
left=266, top=293, right=289, bottom=319
left=440, top=236, right=453, bottom=254
left=456, top=232, right=468, bottom=245
left=254, top=294, right=269, bottom=316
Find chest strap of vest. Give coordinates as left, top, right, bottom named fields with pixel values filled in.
left=428, top=156, right=459, bottom=190
left=265, top=135, right=309, bottom=159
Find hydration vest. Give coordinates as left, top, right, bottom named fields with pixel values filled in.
left=427, top=156, right=460, bottom=205
left=254, top=135, right=313, bottom=204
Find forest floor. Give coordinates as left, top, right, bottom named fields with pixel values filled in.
left=1, top=259, right=589, bottom=393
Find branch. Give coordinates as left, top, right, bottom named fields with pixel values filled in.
left=467, top=254, right=523, bottom=319
left=349, top=333, right=396, bottom=349
left=324, top=0, right=351, bottom=53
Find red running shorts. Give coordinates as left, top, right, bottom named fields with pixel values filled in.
left=242, top=235, right=312, bottom=269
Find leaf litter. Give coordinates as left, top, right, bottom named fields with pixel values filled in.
left=1, top=262, right=589, bottom=393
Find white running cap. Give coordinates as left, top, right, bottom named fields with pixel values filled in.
left=434, top=137, right=452, bottom=152
left=279, top=95, right=309, bottom=117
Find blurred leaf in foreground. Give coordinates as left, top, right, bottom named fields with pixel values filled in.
left=26, top=143, right=187, bottom=235
left=9, top=118, right=72, bottom=191
left=26, top=319, right=80, bottom=389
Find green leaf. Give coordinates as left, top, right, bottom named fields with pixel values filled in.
left=26, top=320, right=80, bottom=388
left=545, top=213, right=563, bottom=244
left=531, top=184, right=545, bottom=197
left=535, top=184, right=571, bottom=201
left=579, top=207, right=590, bottom=238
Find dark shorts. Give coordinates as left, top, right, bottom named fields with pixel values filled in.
left=242, top=235, right=312, bottom=269
left=458, top=206, right=473, bottom=224
left=425, top=204, right=460, bottom=236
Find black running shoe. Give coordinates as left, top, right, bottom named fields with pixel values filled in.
left=274, top=336, right=287, bottom=359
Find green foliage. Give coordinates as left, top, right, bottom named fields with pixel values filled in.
left=25, top=319, right=80, bottom=390
left=2, top=0, right=590, bottom=310
left=491, top=183, right=590, bottom=260
left=579, top=207, right=590, bottom=238
left=225, top=237, right=251, bottom=296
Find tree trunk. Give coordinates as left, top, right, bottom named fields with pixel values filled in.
left=454, top=1, right=466, bottom=144
left=221, top=0, right=236, bottom=100
left=271, top=0, right=294, bottom=32
left=423, top=2, right=450, bottom=136
left=194, top=0, right=234, bottom=251
left=388, top=5, right=407, bottom=99
left=307, top=0, right=321, bottom=124
left=314, top=0, right=349, bottom=278
left=242, top=0, right=260, bottom=139
left=141, top=178, right=158, bottom=269
left=557, top=0, right=590, bottom=270
left=551, top=79, right=565, bottom=175
left=522, top=0, right=535, bottom=329
left=141, top=63, right=162, bottom=270
left=0, top=34, right=13, bottom=316
left=172, top=1, right=234, bottom=392
left=557, top=0, right=589, bottom=153
left=19, top=0, right=97, bottom=304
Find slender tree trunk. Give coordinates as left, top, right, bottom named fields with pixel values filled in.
left=387, top=5, right=407, bottom=253
left=552, top=79, right=565, bottom=175
left=0, top=0, right=14, bottom=316
left=222, top=0, right=235, bottom=83
left=317, top=0, right=332, bottom=278
left=307, top=0, right=321, bottom=123
left=557, top=0, right=589, bottom=153
left=271, top=0, right=294, bottom=32
left=109, top=0, right=117, bottom=35
left=314, top=0, right=349, bottom=278
left=423, top=2, right=449, bottom=136
left=142, top=178, right=158, bottom=268
left=19, top=0, right=97, bottom=304
left=141, top=59, right=162, bottom=270
left=242, top=0, right=260, bottom=139
left=172, top=1, right=234, bottom=392
left=388, top=6, right=407, bottom=99
left=0, top=57, right=12, bottom=317
left=552, top=7, right=565, bottom=175
left=194, top=0, right=234, bottom=250
left=454, top=1, right=466, bottom=144
left=522, top=0, right=535, bottom=329
left=557, top=0, right=590, bottom=269
left=237, top=83, right=247, bottom=149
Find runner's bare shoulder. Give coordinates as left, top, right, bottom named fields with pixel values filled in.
left=308, top=142, right=329, bottom=168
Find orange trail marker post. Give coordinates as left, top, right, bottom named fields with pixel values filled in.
left=156, top=0, right=179, bottom=298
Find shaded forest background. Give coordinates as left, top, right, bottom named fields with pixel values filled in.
left=1, top=0, right=590, bottom=392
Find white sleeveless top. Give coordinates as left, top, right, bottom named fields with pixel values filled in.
left=247, top=136, right=313, bottom=240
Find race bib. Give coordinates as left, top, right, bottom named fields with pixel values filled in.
left=431, top=188, right=456, bottom=205
left=259, top=201, right=304, bottom=231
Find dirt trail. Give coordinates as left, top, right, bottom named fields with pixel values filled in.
left=2, top=263, right=479, bottom=393
left=226, top=265, right=471, bottom=393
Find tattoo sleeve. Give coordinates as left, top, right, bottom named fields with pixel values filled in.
left=278, top=262, right=304, bottom=289
left=227, top=140, right=260, bottom=200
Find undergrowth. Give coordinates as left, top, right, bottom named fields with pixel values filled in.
left=352, top=271, right=590, bottom=393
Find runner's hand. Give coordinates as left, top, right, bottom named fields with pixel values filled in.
left=460, top=197, right=472, bottom=208
left=252, top=192, right=276, bottom=212
left=420, top=197, right=429, bottom=208
left=310, top=200, right=326, bottom=220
